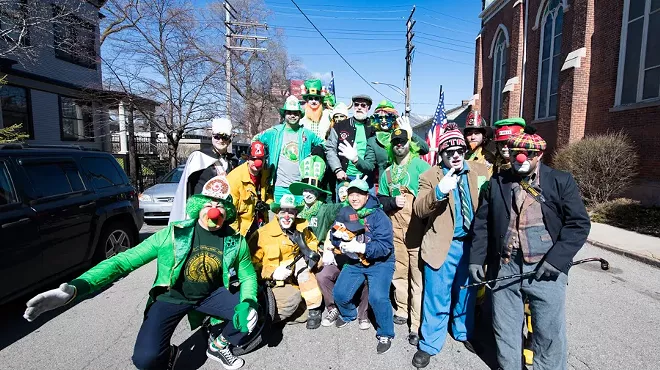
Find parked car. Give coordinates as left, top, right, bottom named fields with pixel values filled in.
left=139, top=164, right=184, bottom=224
left=0, top=144, right=143, bottom=304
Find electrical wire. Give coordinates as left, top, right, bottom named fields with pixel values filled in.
left=416, top=41, right=474, bottom=55
left=417, top=20, right=477, bottom=36
left=273, top=11, right=404, bottom=21
left=267, top=4, right=408, bottom=13
left=417, top=6, right=481, bottom=25
left=287, top=0, right=395, bottom=101
left=294, top=48, right=405, bottom=56
left=415, top=51, right=474, bottom=66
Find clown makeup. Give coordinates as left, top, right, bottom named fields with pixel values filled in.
left=306, top=97, right=321, bottom=108
left=511, top=150, right=542, bottom=176
left=212, top=133, right=231, bottom=153
left=348, top=189, right=369, bottom=210
left=465, top=129, right=484, bottom=150
left=285, top=111, right=301, bottom=127
left=392, top=140, right=410, bottom=158
left=302, top=189, right=319, bottom=206
left=496, top=141, right=511, bottom=160
left=248, top=157, right=264, bottom=175
left=377, top=113, right=397, bottom=131
left=353, top=100, right=370, bottom=121
left=199, top=201, right=226, bottom=231
left=440, top=146, right=466, bottom=171
left=278, top=209, right=297, bottom=229
left=338, top=184, right=349, bottom=202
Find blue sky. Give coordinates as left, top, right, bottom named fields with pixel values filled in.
left=262, top=0, right=483, bottom=116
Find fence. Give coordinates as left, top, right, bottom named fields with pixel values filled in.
left=113, top=153, right=170, bottom=192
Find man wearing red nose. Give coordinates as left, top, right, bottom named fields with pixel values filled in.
left=470, top=126, right=591, bottom=370
left=227, top=141, right=273, bottom=237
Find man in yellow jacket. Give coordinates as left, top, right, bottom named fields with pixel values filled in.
left=248, top=193, right=324, bottom=329
left=227, top=141, right=273, bottom=237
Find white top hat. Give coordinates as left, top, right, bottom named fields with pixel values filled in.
left=332, top=102, right=349, bottom=118
left=211, top=117, right=232, bottom=135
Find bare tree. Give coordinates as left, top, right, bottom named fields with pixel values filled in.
left=101, top=0, right=226, bottom=168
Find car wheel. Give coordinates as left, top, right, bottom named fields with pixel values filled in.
left=95, top=222, right=135, bottom=262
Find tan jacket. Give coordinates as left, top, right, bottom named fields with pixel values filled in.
left=413, top=162, right=490, bottom=269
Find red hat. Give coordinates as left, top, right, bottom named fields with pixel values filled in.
left=250, top=141, right=266, bottom=159
left=494, top=125, right=525, bottom=142
left=438, top=123, right=467, bottom=152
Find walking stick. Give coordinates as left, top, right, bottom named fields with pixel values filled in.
left=460, top=257, right=609, bottom=289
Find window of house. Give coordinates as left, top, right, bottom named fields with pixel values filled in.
left=52, top=6, right=96, bottom=69
left=0, top=0, right=29, bottom=46
left=536, top=0, right=564, bottom=119
left=491, top=31, right=508, bottom=123
left=0, top=85, right=32, bottom=138
left=60, top=96, right=94, bottom=141
left=81, top=157, right=126, bottom=189
left=617, top=0, right=660, bottom=105
left=23, top=161, right=86, bottom=199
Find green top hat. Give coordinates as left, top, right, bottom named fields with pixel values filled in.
left=279, top=95, right=305, bottom=118
left=323, top=93, right=336, bottom=108
left=270, top=193, right=304, bottom=213
left=494, top=117, right=526, bottom=128
left=302, top=79, right=324, bottom=99
left=289, top=156, right=331, bottom=196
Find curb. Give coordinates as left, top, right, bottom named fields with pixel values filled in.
left=588, top=239, right=660, bottom=269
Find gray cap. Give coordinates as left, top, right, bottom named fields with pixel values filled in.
left=351, top=94, right=372, bottom=106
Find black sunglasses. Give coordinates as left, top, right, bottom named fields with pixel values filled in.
left=307, top=96, right=321, bottom=101
left=444, top=148, right=466, bottom=157
left=353, top=102, right=370, bottom=108
left=510, top=149, right=539, bottom=159
left=213, top=133, right=231, bottom=141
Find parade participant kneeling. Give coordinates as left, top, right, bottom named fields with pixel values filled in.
left=170, top=117, right=238, bottom=222
left=377, top=128, right=430, bottom=346
left=331, top=177, right=395, bottom=354
left=227, top=140, right=272, bottom=237
left=249, top=194, right=324, bottom=329
left=469, top=126, right=590, bottom=370
left=24, top=175, right=258, bottom=370
left=411, top=123, right=489, bottom=369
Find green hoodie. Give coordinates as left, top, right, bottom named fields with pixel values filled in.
left=69, top=219, right=257, bottom=329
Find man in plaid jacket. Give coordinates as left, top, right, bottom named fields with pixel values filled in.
left=469, top=126, right=591, bottom=370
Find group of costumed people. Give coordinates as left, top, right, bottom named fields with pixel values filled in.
left=22, top=78, right=591, bottom=370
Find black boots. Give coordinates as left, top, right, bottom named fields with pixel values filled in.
left=412, top=350, right=431, bottom=368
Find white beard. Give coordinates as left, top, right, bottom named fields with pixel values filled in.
left=279, top=217, right=294, bottom=229
left=354, top=112, right=368, bottom=121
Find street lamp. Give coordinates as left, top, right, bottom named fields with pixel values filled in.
left=371, top=81, right=411, bottom=116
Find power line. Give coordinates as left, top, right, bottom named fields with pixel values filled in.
left=282, top=33, right=402, bottom=42
left=287, top=0, right=395, bottom=101
left=271, top=25, right=404, bottom=36
left=267, top=4, right=408, bottom=13
left=416, top=31, right=474, bottom=45
left=418, top=6, right=480, bottom=25
left=273, top=11, right=405, bottom=21
left=417, top=20, right=477, bottom=36
left=416, top=41, right=474, bottom=55
left=266, top=1, right=413, bottom=10
left=415, top=51, right=474, bottom=66
left=294, top=48, right=405, bottom=56
left=416, top=35, right=474, bottom=50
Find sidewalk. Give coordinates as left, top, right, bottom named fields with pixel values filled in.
left=587, top=222, right=660, bottom=268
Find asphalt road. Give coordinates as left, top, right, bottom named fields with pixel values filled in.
left=1, top=224, right=659, bottom=370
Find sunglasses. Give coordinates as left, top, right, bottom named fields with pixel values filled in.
left=353, top=102, right=370, bottom=108
left=510, top=149, right=539, bottom=159
left=307, top=96, right=321, bottom=102
left=377, top=113, right=397, bottom=124
left=213, top=134, right=231, bottom=141
left=444, top=148, right=466, bottom=157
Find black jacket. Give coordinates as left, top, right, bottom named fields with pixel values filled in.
left=190, top=149, right=239, bottom=195
left=470, top=164, right=591, bottom=274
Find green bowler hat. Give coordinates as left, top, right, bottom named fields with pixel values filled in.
left=289, top=155, right=331, bottom=196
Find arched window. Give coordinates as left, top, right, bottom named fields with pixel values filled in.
left=536, top=0, right=563, bottom=119
left=491, top=31, right=508, bottom=123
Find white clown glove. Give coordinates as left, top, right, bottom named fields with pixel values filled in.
left=272, top=265, right=293, bottom=281
left=436, top=167, right=459, bottom=196
left=341, top=239, right=366, bottom=254
left=246, top=308, right=258, bottom=333
left=395, top=195, right=406, bottom=208
left=322, top=247, right=336, bottom=265
left=338, top=140, right=359, bottom=163
left=24, top=283, right=76, bottom=322
left=396, top=116, right=412, bottom=136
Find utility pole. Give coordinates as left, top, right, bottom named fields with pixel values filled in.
left=224, top=1, right=268, bottom=121
left=405, top=6, right=416, bottom=117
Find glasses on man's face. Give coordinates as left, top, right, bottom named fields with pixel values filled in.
left=307, top=96, right=321, bottom=102
left=333, top=114, right=347, bottom=121
left=353, top=102, right=370, bottom=109
left=510, top=149, right=539, bottom=159
left=213, top=134, right=231, bottom=141
left=377, top=113, right=397, bottom=125
left=444, top=148, right=466, bottom=157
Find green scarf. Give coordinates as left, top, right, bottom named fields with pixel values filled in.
left=376, top=131, right=391, bottom=147
left=299, top=201, right=323, bottom=220
left=355, top=204, right=379, bottom=224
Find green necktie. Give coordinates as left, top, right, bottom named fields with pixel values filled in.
left=458, top=176, right=471, bottom=232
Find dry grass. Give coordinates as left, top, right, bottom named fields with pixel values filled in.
left=589, top=198, right=660, bottom=237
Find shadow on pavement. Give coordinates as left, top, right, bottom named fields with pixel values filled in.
left=174, top=329, right=209, bottom=370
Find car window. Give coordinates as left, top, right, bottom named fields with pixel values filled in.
left=161, top=167, right=184, bottom=183
left=81, top=157, right=126, bottom=189
left=0, top=163, right=18, bottom=206
left=23, top=161, right=86, bottom=198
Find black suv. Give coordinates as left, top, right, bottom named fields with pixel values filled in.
left=0, top=144, right=143, bottom=304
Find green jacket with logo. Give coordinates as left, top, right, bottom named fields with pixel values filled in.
left=68, top=219, right=257, bottom=329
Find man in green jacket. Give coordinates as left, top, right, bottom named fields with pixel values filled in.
left=24, top=175, right=258, bottom=370
left=253, top=95, right=324, bottom=204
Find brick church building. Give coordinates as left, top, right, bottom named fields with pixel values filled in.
left=472, top=0, right=660, bottom=204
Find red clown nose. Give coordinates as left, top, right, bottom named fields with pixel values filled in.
left=515, top=153, right=528, bottom=164
left=252, top=159, right=263, bottom=168
left=207, top=207, right=221, bottom=220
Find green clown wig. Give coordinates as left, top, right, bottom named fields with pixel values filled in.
left=186, top=194, right=237, bottom=225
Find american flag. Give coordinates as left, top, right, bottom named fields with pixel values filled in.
left=422, top=89, right=447, bottom=166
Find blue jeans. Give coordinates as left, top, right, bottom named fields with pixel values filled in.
left=419, top=239, right=475, bottom=355
left=132, top=287, right=247, bottom=370
left=334, top=261, right=395, bottom=338
left=492, top=249, right=568, bottom=370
